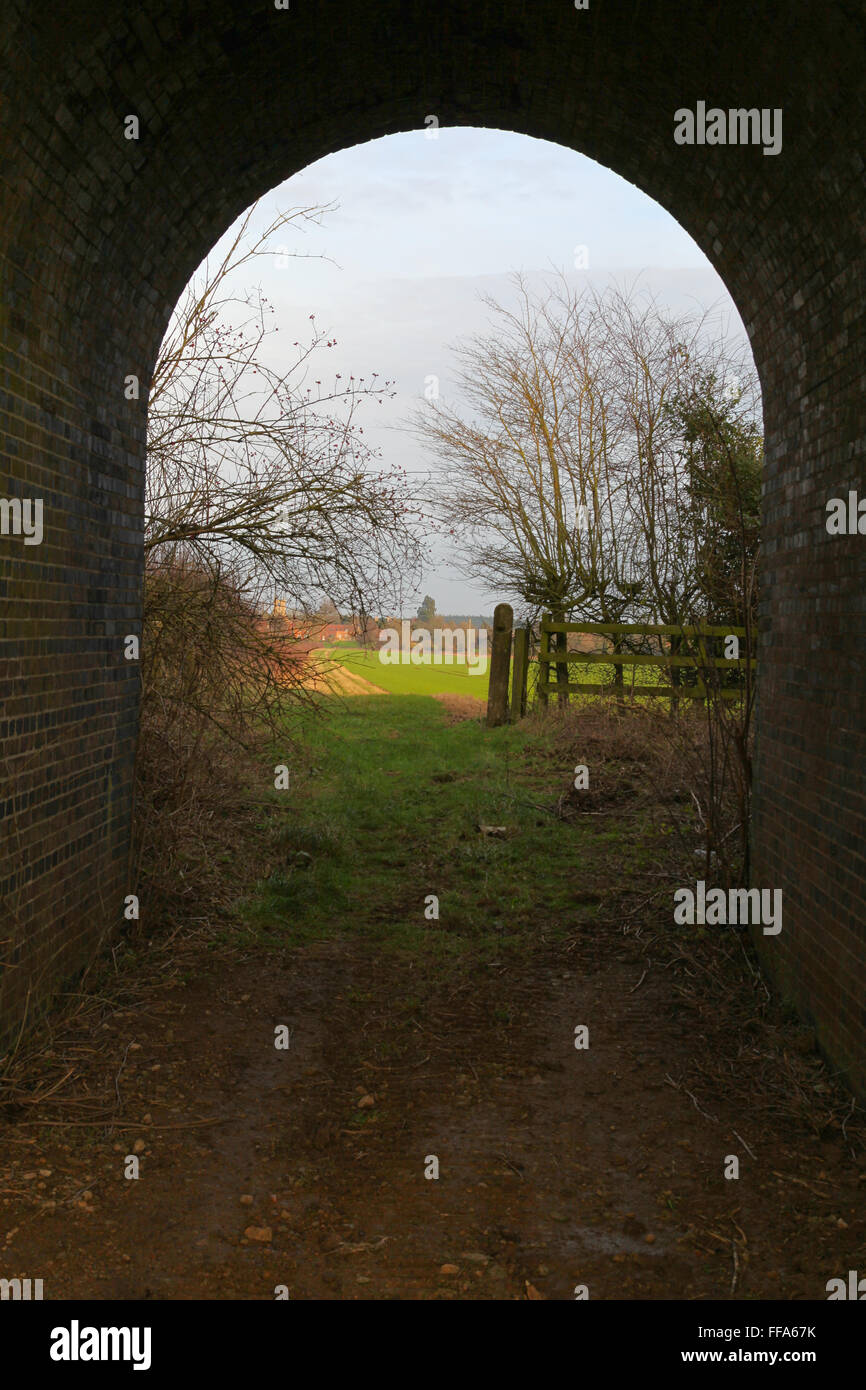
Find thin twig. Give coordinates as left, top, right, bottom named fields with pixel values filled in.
left=732, top=1129, right=756, bottom=1161
left=16, top=1117, right=223, bottom=1130
left=664, top=1072, right=719, bottom=1123
left=113, top=1041, right=134, bottom=1112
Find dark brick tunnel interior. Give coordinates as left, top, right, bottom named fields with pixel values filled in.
left=1, top=1, right=864, bottom=1094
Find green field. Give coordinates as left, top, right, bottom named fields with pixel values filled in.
left=328, top=643, right=667, bottom=704
left=326, top=643, right=493, bottom=698
left=324, top=641, right=742, bottom=708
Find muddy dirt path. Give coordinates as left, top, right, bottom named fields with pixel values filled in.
left=2, top=927, right=862, bottom=1300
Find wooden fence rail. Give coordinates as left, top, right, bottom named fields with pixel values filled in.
left=536, top=615, right=756, bottom=707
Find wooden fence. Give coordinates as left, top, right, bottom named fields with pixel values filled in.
left=485, top=607, right=757, bottom=728
left=536, top=617, right=755, bottom=707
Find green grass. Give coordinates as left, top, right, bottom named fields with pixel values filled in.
left=237, top=694, right=640, bottom=980
left=328, top=643, right=729, bottom=706
left=550, top=658, right=667, bottom=689
left=327, top=643, right=492, bottom=698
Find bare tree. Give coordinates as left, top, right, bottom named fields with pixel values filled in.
left=411, top=276, right=626, bottom=619
left=147, top=201, right=422, bottom=622
left=413, top=275, right=757, bottom=699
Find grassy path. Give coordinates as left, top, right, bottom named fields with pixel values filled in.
left=245, top=694, right=606, bottom=963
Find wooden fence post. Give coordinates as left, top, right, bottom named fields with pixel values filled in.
left=538, top=612, right=550, bottom=709
left=510, top=625, right=530, bottom=722
left=486, top=603, right=513, bottom=728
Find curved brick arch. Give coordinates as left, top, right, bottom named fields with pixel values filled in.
left=1, top=2, right=864, bottom=1090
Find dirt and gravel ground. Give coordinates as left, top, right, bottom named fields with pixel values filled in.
left=302, top=651, right=389, bottom=697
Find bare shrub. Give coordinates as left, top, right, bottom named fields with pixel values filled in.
left=131, top=557, right=315, bottom=931
left=541, top=699, right=863, bottom=1137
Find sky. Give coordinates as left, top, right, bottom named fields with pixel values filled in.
left=195, top=128, right=752, bottom=614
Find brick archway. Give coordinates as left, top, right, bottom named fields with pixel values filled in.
left=1, top=2, right=864, bottom=1091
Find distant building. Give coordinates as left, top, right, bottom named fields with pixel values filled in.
left=270, top=601, right=368, bottom=644
left=317, top=621, right=350, bottom=642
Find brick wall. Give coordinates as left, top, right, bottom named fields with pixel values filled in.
left=0, top=1, right=864, bottom=1091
